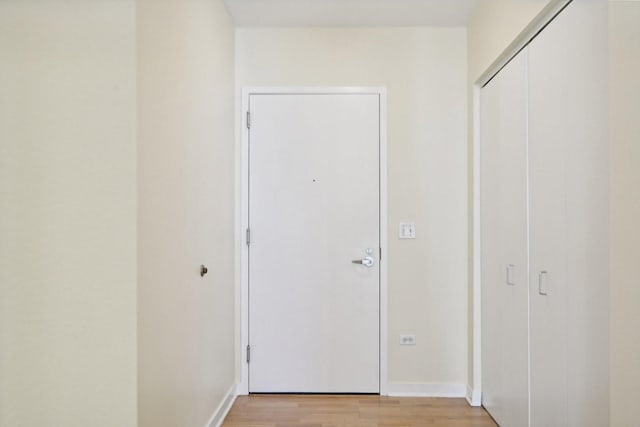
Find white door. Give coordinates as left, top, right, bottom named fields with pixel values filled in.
left=481, top=51, right=529, bottom=427
left=247, top=92, right=380, bottom=393
left=528, top=1, right=608, bottom=426
left=528, top=5, right=572, bottom=427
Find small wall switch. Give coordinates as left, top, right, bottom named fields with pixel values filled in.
left=400, top=334, right=416, bottom=345
left=399, top=222, right=416, bottom=239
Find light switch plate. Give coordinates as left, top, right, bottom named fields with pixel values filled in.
left=399, top=222, right=416, bottom=239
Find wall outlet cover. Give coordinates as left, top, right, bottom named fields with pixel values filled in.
left=400, top=334, right=416, bottom=345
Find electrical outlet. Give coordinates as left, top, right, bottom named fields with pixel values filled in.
left=400, top=334, right=416, bottom=345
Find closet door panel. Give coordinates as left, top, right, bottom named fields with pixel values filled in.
left=481, top=69, right=505, bottom=425
left=528, top=15, right=570, bottom=427
left=528, top=1, right=609, bottom=426
left=495, top=52, right=529, bottom=427
left=481, top=51, right=529, bottom=427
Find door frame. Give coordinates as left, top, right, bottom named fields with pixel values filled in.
left=238, top=87, right=388, bottom=395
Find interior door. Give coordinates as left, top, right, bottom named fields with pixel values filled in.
left=248, top=92, right=380, bottom=393
left=481, top=51, right=529, bottom=427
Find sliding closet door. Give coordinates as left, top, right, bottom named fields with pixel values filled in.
left=528, top=1, right=609, bottom=426
left=481, top=51, right=529, bottom=427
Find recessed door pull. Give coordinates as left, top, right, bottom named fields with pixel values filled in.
left=538, top=270, right=548, bottom=295
left=506, top=264, right=516, bottom=286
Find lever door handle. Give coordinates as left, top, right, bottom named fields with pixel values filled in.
left=352, top=256, right=375, bottom=268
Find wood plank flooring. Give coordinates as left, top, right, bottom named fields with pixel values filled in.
left=222, top=394, right=497, bottom=427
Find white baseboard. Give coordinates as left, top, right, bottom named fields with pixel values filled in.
left=205, top=383, right=238, bottom=427
left=465, top=385, right=482, bottom=406
left=384, top=382, right=466, bottom=398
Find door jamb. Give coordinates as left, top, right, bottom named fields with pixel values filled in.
left=238, top=87, right=388, bottom=395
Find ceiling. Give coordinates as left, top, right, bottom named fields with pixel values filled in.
left=223, top=0, right=481, bottom=27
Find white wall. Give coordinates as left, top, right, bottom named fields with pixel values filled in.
left=466, top=0, right=549, bottom=391
left=467, top=0, right=550, bottom=84
left=137, top=0, right=236, bottom=426
left=610, top=2, right=640, bottom=425
left=236, top=27, right=469, bottom=391
left=0, top=1, right=137, bottom=426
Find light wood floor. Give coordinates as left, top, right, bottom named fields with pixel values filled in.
left=222, top=394, right=497, bottom=427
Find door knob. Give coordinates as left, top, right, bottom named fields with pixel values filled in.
left=352, top=256, right=375, bottom=268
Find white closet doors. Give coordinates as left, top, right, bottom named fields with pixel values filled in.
left=481, top=1, right=609, bottom=425
left=481, top=52, right=529, bottom=427
left=528, top=1, right=609, bottom=426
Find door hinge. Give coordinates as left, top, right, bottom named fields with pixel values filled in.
left=246, top=111, right=251, bottom=129
left=246, top=345, right=251, bottom=363
left=380, top=247, right=382, bottom=261
left=246, top=228, right=251, bottom=246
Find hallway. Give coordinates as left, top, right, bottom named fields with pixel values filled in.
left=222, top=395, right=497, bottom=426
